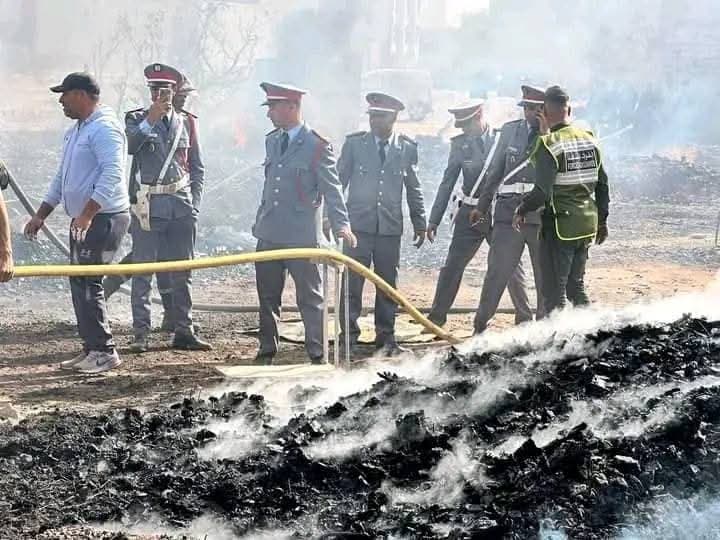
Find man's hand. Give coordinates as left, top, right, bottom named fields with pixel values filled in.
left=24, top=216, right=45, bottom=241
left=512, top=211, right=525, bottom=232
left=469, top=208, right=488, bottom=228
left=71, top=214, right=93, bottom=243
left=413, top=229, right=425, bottom=248
left=0, top=250, right=13, bottom=282
left=426, top=223, right=438, bottom=243
left=337, top=227, right=357, bottom=249
left=147, top=98, right=172, bottom=124
left=595, top=223, right=609, bottom=245
left=536, top=109, right=550, bottom=135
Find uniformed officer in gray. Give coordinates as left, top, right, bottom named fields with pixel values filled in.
left=470, top=85, right=548, bottom=333
left=125, top=63, right=210, bottom=352
left=254, top=82, right=356, bottom=364
left=103, top=75, right=197, bottom=333
left=426, top=101, right=529, bottom=328
left=337, top=92, right=427, bottom=356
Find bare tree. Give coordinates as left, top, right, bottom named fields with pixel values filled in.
left=88, top=2, right=261, bottom=112
left=172, top=1, right=261, bottom=104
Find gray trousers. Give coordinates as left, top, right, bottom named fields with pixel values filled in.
left=130, top=214, right=195, bottom=336
left=428, top=206, right=530, bottom=327
left=69, top=211, right=129, bottom=353
left=255, top=239, right=324, bottom=359
left=340, top=232, right=401, bottom=346
left=539, top=224, right=591, bottom=314
left=474, top=221, right=545, bottom=333
left=103, top=251, right=174, bottom=314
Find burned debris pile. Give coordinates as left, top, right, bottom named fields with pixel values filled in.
left=1, top=316, right=720, bottom=539
left=611, top=153, right=720, bottom=202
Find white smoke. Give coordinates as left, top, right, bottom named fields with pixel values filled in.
left=201, top=274, right=720, bottom=461
left=98, top=513, right=241, bottom=539
left=617, top=496, right=720, bottom=540
left=382, top=431, right=486, bottom=508
left=195, top=414, right=270, bottom=461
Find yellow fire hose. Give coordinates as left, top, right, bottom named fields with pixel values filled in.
left=13, top=249, right=461, bottom=345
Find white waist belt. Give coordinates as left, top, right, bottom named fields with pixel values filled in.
left=145, top=175, right=190, bottom=195
left=459, top=194, right=478, bottom=206
left=497, top=182, right=534, bottom=195
left=132, top=175, right=190, bottom=231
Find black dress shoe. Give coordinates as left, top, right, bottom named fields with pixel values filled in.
left=254, top=352, right=275, bottom=365
left=341, top=343, right=371, bottom=361
left=172, top=333, right=212, bottom=351
left=160, top=316, right=201, bottom=334
left=378, top=342, right=410, bottom=357
left=310, top=356, right=326, bottom=365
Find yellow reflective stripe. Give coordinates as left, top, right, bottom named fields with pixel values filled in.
left=555, top=170, right=598, bottom=185
left=547, top=138, right=597, bottom=157
left=550, top=199, right=597, bottom=241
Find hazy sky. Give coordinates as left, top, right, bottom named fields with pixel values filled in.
left=446, top=0, right=489, bottom=26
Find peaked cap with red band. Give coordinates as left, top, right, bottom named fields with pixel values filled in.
left=366, top=92, right=405, bottom=113
left=518, top=85, right=546, bottom=106
left=448, top=99, right=484, bottom=127
left=260, top=82, right=307, bottom=105
left=144, top=63, right=183, bottom=87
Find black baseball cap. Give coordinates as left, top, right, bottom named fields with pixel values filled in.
left=50, top=72, right=101, bottom=95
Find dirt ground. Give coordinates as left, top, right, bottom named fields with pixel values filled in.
left=0, top=258, right=716, bottom=418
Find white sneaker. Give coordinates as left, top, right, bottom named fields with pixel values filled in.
left=75, top=350, right=122, bottom=374
left=59, top=352, right=88, bottom=370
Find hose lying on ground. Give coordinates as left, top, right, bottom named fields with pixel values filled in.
left=14, top=249, right=461, bottom=344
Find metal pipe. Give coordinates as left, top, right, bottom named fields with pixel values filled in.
left=333, top=263, right=341, bottom=367
left=343, top=244, right=350, bottom=366
left=322, top=263, right=329, bottom=366
left=7, top=170, right=72, bottom=259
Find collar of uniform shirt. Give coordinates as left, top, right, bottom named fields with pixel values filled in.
left=282, top=122, right=303, bottom=143
left=374, top=132, right=395, bottom=148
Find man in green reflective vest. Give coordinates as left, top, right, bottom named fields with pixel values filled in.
left=512, top=86, right=610, bottom=314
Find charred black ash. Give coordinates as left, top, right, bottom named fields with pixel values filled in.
left=1, top=316, right=720, bottom=539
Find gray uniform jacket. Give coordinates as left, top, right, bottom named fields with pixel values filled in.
left=338, top=131, right=426, bottom=236
left=476, top=119, right=540, bottom=225
left=429, top=130, right=492, bottom=226
left=253, top=124, right=350, bottom=247
left=125, top=108, right=204, bottom=220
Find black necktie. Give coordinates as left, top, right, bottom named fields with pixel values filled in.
left=280, top=132, right=289, bottom=154
left=162, top=116, right=170, bottom=130
left=379, top=140, right=388, bottom=164
left=528, top=128, right=538, bottom=145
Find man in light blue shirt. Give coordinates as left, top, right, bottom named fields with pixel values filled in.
left=25, top=72, right=130, bottom=374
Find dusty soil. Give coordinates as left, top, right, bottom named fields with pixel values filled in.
left=0, top=260, right=715, bottom=417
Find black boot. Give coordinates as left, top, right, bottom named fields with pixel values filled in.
left=375, top=341, right=410, bottom=358
left=172, top=332, right=212, bottom=351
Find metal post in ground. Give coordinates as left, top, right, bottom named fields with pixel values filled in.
left=322, top=263, right=329, bottom=366
left=333, top=259, right=342, bottom=368
left=343, top=256, right=350, bottom=367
